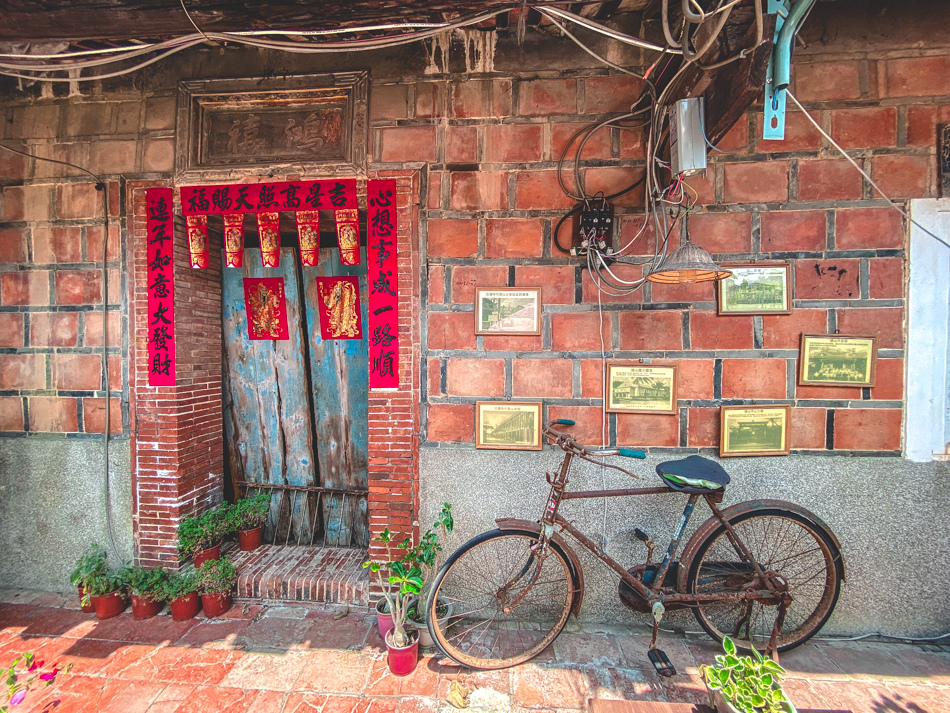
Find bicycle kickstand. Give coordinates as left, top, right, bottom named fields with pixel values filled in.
left=647, top=602, right=677, bottom=678
left=766, top=594, right=791, bottom=663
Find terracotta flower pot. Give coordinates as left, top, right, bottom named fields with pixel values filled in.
left=169, top=592, right=200, bottom=621
left=385, top=628, right=419, bottom=676
left=193, top=542, right=222, bottom=569
left=375, top=598, right=395, bottom=640
left=77, top=585, right=95, bottom=614
left=130, top=594, right=163, bottom=620
left=91, top=590, right=127, bottom=620
left=201, top=591, right=233, bottom=618
left=238, top=526, right=263, bottom=552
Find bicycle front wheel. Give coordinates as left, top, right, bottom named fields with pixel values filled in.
left=427, top=529, right=576, bottom=670
left=686, top=509, right=842, bottom=654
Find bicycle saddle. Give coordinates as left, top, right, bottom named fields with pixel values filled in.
left=656, top=455, right=730, bottom=494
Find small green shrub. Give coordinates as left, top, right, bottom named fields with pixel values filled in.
left=162, top=571, right=199, bottom=601
left=196, top=556, right=238, bottom=595
left=700, top=636, right=794, bottom=713
left=84, top=565, right=131, bottom=597
left=128, top=567, right=169, bottom=603
left=69, top=543, right=107, bottom=593
left=177, top=505, right=230, bottom=556
left=229, top=492, right=270, bottom=532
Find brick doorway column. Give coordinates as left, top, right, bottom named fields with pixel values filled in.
left=127, top=173, right=422, bottom=570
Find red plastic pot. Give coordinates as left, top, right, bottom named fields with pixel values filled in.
left=238, top=526, right=263, bottom=552
left=91, top=591, right=127, bottom=620
left=385, top=628, right=419, bottom=676
left=201, top=591, right=232, bottom=618
left=77, top=585, right=95, bottom=614
left=193, top=542, right=222, bottom=569
left=169, top=592, right=200, bottom=621
left=130, top=594, right=163, bottom=620
left=375, top=598, right=395, bottom=640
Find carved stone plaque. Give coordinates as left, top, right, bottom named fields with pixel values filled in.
left=176, top=72, right=368, bottom=181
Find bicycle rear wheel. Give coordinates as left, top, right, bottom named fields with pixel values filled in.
left=427, top=529, right=576, bottom=670
left=686, top=508, right=842, bottom=653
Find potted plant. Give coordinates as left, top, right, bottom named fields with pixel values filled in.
left=84, top=566, right=130, bottom=620
left=229, top=492, right=270, bottom=551
left=178, top=504, right=230, bottom=568
left=700, top=636, right=797, bottom=713
left=69, top=543, right=107, bottom=613
left=363, top=529, right=424, bottom=676
left=405, top=503, right=454, bottom=647
left=128, top=566, right=169, bottom=619
left=164, top=571, right=201, bottom=621
left=196, top=556, right=238, bottom=617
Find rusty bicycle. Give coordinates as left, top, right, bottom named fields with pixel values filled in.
left=426, top=419, right=844, bottom=672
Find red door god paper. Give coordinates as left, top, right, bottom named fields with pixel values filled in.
left=316, top=277, right=363, bottom=340
left=243, top=277, right=289, bottom=340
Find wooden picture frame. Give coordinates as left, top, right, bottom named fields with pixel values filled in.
left=605, top=362, right=678, bottom=415
left=717, top=263, right=792, bottom=315
left=720, top=405, right=791, bottom=457
left=474, top=287, right=542, bottom=336
left=475, top=401, right=543, bottom=451
left=799, top=334, right=878, bottom=387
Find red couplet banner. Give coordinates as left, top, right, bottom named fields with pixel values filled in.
left=146, top=188, right=176, bottom=386
left=180, top=179, right=357, bottom=216
left=366, top=180, right=398, bottom=390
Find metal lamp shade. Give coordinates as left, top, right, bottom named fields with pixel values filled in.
left=645, top=242, right=732, bottom=284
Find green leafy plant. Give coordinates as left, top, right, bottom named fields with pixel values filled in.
left=162, top=571, right=199, bottom=601
left=83, top=565, right=131, bottom=597
left=69, top=544, right=107, bottom=603
left=1, top=653, right=71, bottom=712
left=228, top=492, right=270, bottom=532
left=177, top=505, right=230, bottom=556
left=405, top=503, right=454, bottom=625
left=363, top=529, right=423, bottom=649
left=195, top=557, right=238, bottom=595
left=700, top=637, right=795, bottom=713
left=128, top=567, right=169, bottom=603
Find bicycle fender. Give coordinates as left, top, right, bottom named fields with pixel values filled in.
left=495, top=518, right=585, bottom=618
left=675, top=500, right=846, bottom=593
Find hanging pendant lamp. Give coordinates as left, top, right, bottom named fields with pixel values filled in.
left=645, top=214, right=732, bottom=284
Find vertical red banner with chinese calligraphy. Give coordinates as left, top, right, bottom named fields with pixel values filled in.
left=366, top=180, right=398, bottom=390
left=146, top=188, right=176, bottom=386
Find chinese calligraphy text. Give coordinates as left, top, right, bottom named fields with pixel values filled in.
left=146, top=188, right=176, bottom=386
left=366, top=180, right=399, bottom=390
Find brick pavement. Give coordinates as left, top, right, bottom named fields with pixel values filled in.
left=0, top=589, right=947, bottom=713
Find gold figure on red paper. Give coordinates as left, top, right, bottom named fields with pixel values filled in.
left=247, top=282, right=284, bottom=338
left=320, top=280, right=360, bottom=338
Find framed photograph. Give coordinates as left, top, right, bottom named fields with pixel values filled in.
left=475, top=287, right=541, bottom=336
left=720, top=405, right=791, bottom=457
left=799, top=334, right=878, bottom=387
left=475, top=401, right=543, bottom=451
left=717, top=263, right=792, bottom=315
left=606, top=363, right=678, bottom=415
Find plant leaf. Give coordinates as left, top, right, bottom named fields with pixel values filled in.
left=723, top=636, right=737, bottom=656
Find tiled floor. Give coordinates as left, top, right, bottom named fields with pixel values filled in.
left=0, top=588, right=947, bottom=713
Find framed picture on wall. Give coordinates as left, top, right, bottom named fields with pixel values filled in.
left=717, top=263, right=792, bottom=315
left=605, top=363, right=678, bottom=415
left=475, top=401, right=543, bottom=451
left=720, top=405, right=791, bottom=457
left=799, top=334, right=878, bottom=387
left=475, top=287, right=541, bottom=336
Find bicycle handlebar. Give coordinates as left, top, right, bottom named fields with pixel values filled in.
left=542, top=420, right=646, bottom=460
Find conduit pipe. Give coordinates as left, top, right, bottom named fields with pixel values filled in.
left=773, top=0, right=815, bottom=91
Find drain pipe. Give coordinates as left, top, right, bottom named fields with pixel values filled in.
left=773, top=0, right=816, bottom=92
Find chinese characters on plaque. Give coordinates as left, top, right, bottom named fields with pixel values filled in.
left=366, top=180, right=399, bottom=390
left=146, top=188, right=176, bottom=386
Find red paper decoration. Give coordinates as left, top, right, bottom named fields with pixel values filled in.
left=146, top=188, right=176, bottom=386
left=223, top=213, right=245, bottom=268
left=257, top=212, right=281, bottom=267
left=243, top=277, right=289, bottom=340
left=366, top=180, right=399, bottom=390
left=296, top=211, right=320, bottom=267
left=316, top=276, right=363, bottom=340
left=185, top=214, right=209, bottom=268
left=335, top=208, right=361, bottom=266
left=181, top=179, right=356, bottom=216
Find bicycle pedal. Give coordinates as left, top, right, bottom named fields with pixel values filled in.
left=648, top=649, right=677, bottom=677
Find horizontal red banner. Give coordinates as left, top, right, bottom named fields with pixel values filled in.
left=180, top=179, right=357, bottom=216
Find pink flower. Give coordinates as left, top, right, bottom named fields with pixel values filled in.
left=39, top=668, right=58, bottom=682
left=10, top=689, right=26, bottom=706
left=27, top=659, right=43, bottom=672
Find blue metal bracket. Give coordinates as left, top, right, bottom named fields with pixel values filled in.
left=763, top=0, right=790, bottom=140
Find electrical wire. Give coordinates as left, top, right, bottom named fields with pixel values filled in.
left=541, top=7, right=680, bottom=54
left=540, top=12, right=646, bottom=79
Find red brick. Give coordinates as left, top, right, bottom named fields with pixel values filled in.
left=428, top=171, right=443, bottom=210
left=906, top=105, right=937, bottom=147
left=716, top=116, right=750, bottom=151
left=829, top=107, right=897, bottom=150
left=763, top=309, right=828, bottom=349
left=582, top=261, right=642, bottom=304
left=552, top=122, right=612, bottom=161
left=445, top=358, right=505, bottom=397
left=687, top=407, right=719, bottom=447
left=584, top=75, right=644, bottom=114
left=618, top=311, right=682, bottom=351
left=30, top=311, right=79, bottom=347
left=618, top=215, right=664, bottom=256
left=0, top=229, right=27, bottom=263
left=551, top=312, right=612, bottom=352
left=449, top=172, right=507, bottom=211
left=795, top=259, right=860, bottom=300
left=619, top=128, right=647, bottom=160
left=795, top=381, right=861, bottom=401
left=3, top=185, right=52, bottom=222
left=616, top=412, right=679, bottom=447
left=885, top=57, right=950, bottom=98
left=690, top=311, right=753, bottom=350
left=427, top=357, right=442, bottom=397
left=836, top=307, right=903, bottom=348
left=650, top=278, right=715, bottom=304
left=451, top=81, right=494, bottom=119
left=485, top=218, right=543, bottom=258
left=515, top=171, right=575, bottom=210
left=86, top=224, right=122, bottom=262
left=428, top=220, right=478, bottom=258
left=871, top=358, right=903, bottom=400
left=723, top=162, right=789, bottom=204
left=656, top=359, right=714, bottom=400
left=518, top=79, right=576, bottom=116
left=793, top=61, right=861, bottom=102
left=107, top=354, right=121, bottom=390
left=445, top=126, right=477, bottom=163
left=548, top=405, right=606, bottom=446
left=835, top=208, right=903, bottom=250
left=580, top=359, right=603, bottom=398
left=721, top=359, right=788, bottom=399
left=1, top=271, right=50, bottom=306
left=427, top=312, right=477, bottom=350
left=484, top=124, right=542, bottom=163
left=791, top=408, right=826, bottom=450
left=84, top=310, right=123, bottom=347
left=56, top=182, right=101, bottom=220
left=369, top=84, right=408, bottom=120
left=871, top=155, right=930, bottom=199
left=82, top=397, right=122, bottom=434
left=52, top=353, right=102, bottom=390
left=414, top=82, right=442, bottom=118
left=449, top=265, right=508, bottom=303
left=28, top=397, right=78, bottom=433
left=0, top=313, right=24, bottom=347
left=582, top=167, right=645, bottom=208
left=512, top=359, right=573, bottom=398
left=428, top=264, right=445, bottom=304
left=797, top=160, right=863, bottom=202
left=482, top=334, right=543, bottom=351
left=755, top=111, right=821, bottom=153
left=493, top=79, right=513, bottom=117
left=0, top=397, right=24, bottom=431
left=687, top=212, right=753, bottom=254
left=760, top=210, right=826, bottom=253
left=833, top=409, right=901, bottom=451
left=380, top=127, right=438, bottom=163
left=515, top=266, right=575, bottom=304
left=0, top=353, right=45, bottom=389
left=0, top=144, right=27, bottom=182
left=868, top=257, right=903, bottom=299
left=31, top=227, right=82, bottom=264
